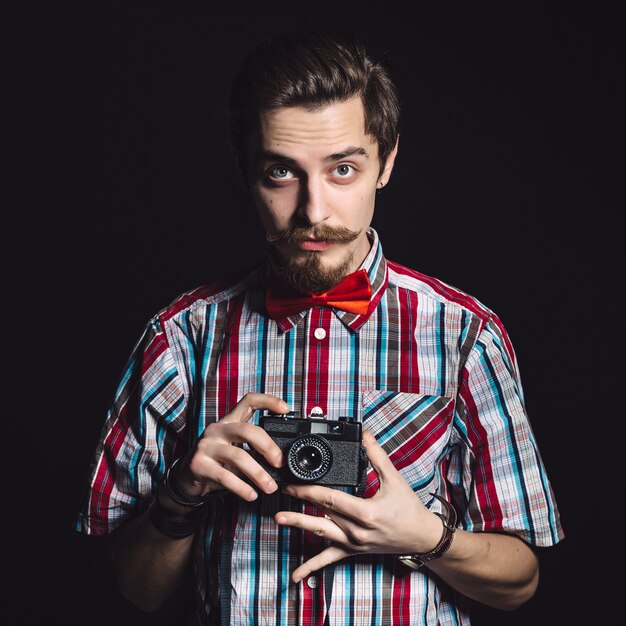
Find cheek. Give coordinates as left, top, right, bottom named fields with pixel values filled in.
left=253, top=189, right=292, bottom=231
left=338, top=188, right=376, bottom=226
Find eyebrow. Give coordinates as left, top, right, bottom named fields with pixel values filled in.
left=257, top=145, right=370, bottom=165
left=325, top=146, right=370, bottom=161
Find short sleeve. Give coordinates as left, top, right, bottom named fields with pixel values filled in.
left=447, top=318, right=564, bottom=547
left=75, top=317, right=188, bottom=535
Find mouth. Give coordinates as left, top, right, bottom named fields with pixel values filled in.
left=297, top=239, right=333, bottom=251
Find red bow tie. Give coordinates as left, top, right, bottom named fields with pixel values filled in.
left=266, top=269, right=373, bottom=319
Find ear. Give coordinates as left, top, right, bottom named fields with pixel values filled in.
left=377, top=136, right=400, bottom=188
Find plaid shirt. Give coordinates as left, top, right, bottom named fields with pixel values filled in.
left=76, top=229, right=563, bottom=625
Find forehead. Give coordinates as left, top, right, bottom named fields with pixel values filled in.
left=252, top=97, right=378, bottom=159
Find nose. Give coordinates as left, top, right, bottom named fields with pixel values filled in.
left=297, top=176, right=329, bottom=226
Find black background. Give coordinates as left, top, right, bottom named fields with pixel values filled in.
left=6, top=3, right=620, bottom=625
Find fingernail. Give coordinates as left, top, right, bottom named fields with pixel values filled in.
left=267, top=479, right=278, bottom=493
left=249, top=490, right=258, bottom=501
left=276, top=515, right=286, bottom=524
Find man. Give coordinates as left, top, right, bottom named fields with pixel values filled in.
left=76, top=29, right=563, bottom=625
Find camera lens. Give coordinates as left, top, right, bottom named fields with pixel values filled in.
left=297, top=446, right=323, bottom=470
left=287, top=436, right=332, bottom=481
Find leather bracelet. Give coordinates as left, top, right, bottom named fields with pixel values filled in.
left=148, top=495, right=206, bottom=539
left=397, top=493, right=458, bottom=571
left=162, top=457, right=212, bottom=508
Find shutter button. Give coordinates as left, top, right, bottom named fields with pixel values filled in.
left=313, top=327, right=326, bottom=340
left=306, top=576, right=318, bottom=589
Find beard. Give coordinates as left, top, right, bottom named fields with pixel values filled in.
left=268, top=224, right=361, bottom=294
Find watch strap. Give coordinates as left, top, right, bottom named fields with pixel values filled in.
left=148, top=495, right=206, bottom=539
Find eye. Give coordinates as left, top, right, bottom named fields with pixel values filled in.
left=268, top=166, right=295, bottom=181
left=332, top=164, right=356, bottom=178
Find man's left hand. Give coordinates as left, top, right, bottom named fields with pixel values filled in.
left=275, top=430, right=443, bottom=583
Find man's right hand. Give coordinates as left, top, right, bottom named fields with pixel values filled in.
left=173, top=393, right=288, bottom=502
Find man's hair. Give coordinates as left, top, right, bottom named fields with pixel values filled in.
left=228, top=29, right=400, bottom=178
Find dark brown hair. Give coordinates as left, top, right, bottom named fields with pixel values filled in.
left=228, top=29, right=400, bottom=177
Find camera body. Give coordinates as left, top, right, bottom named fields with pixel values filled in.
left=257, top=411, right=368, bottom=495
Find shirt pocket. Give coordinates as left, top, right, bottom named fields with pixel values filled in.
left=361, top=390, right=455, bottom=499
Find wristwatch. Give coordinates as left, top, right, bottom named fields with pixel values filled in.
left=397, top=494, right=458, bottom=570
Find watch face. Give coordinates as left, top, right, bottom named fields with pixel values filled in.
left=398, top=556, right=423, bottom=571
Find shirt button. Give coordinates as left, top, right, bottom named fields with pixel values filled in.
left=306, top=576, right=318, bottom=589
left=313, top=327, right=326, bottom=340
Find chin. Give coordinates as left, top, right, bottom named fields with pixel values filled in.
left=278, top=251, right=354, bottom=294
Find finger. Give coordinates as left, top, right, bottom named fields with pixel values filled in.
left=207, top=444, right=280, bottom=494
left=275, top=511, right=348, bottom=543
left=223, top=393, right=290, bottom=424
left=200, top=421, right=284, bottom=468
left=290, top=545, right=351, bottom=584
left=194, top=434, right=280, bottom=493
left=277, top=508, right=365, bottom=548
left=282, top=484, right=365, bottom=521
left=203, top=459, right=264, bottom=502
left=225, top=421, right=285, bottom=467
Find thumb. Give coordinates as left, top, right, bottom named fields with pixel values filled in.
left=362, top=430, right=397, bottom=486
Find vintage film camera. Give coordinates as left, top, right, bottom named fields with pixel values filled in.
left=257, top=411, right=368, bottom=495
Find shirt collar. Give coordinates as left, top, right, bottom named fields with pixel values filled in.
left=265, top=227, right=389, bottom=333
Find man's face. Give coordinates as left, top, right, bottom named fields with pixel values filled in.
left=247, top=96, right=397, bottom=293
